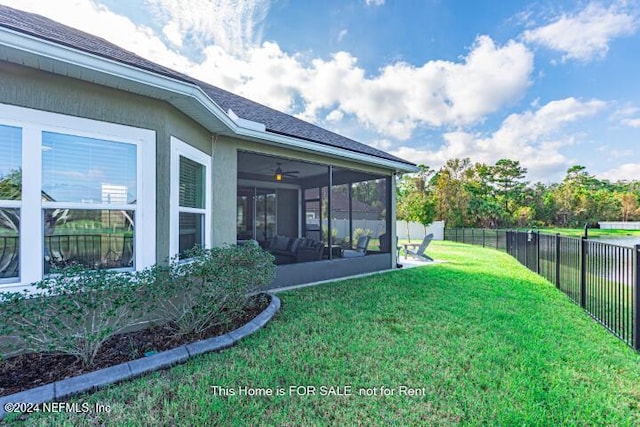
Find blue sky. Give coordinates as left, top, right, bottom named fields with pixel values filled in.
left=2, top=0, right=639, bottom=183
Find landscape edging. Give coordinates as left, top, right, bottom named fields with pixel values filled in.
left=0, top=294, right=281, bottom=420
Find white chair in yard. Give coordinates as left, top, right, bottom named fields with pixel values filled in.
left=404, top=233, right=434, bottom=261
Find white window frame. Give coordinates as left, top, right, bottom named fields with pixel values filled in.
left=170, top=136, right=212, bottom=257
left=0, top=103, right=156, bottom=293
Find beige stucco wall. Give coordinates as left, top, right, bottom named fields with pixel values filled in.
left=0, top=61, right=211, bottom=263
left=211, top=135, right=237, bottom=245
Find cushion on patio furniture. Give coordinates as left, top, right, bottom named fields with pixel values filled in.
left=289, top=237, right=304, bottom=254
left=295, top=240, right=324, bottom=263
left=269, top=235, right=290, bottom=252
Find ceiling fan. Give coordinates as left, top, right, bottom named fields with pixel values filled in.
left=274, top=162, right=299, bottom=181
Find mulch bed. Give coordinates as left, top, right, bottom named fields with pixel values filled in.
left=0, top=293, right=271, bottom=397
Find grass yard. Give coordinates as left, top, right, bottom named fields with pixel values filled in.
left=10, top=241, right=640, bottom=426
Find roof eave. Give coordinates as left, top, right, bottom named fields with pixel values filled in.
left=234, top=126, right=419, bottom=173
left=0, top=26, right=418, bottom=173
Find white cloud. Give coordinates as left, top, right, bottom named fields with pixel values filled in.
left=145, top=0, right=271, bottom=55
left=522, top=2, right=638, bottom=62
left=622, top=118, right=640, bottom=128
left=365, top=0, right=385, bottom=6
left=597, top=163, right=640, bottom=181
left=0, top=0, right=270, bottom=57
left=597, top=145, right=633, bottom=159
left=0, top=0, right=195, bottom=70
left=337, top=28, right=348, bottom=43
left=161, top=21, right=183, bottom=48
left=325, top=109, right=344, bottom=122
left=3, top=1, right=629, bottom=183
left=391, top=98, right=606, bottom=182
left=610, top=105, right=640, bottom=128
left=296, top=36, right=533, bottom=139
left=0, top=2, right=533, bottom=141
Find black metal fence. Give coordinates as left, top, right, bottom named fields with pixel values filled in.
left=0, top=234, right=134, bottom=278
left=445, top=228, right=640, bottom=350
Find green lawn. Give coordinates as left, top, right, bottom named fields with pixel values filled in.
left=11, top=241, right=640, bottom=426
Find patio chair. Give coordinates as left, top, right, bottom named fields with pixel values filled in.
left=404, top=233, right=434, bottom=261
left=342, top=235, right=370, bottom=258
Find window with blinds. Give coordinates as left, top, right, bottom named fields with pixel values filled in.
left=0, top=103, right=155, bottom=290
left=41, top=132, right=137, bottom=271
left=178, top=155, right=205, bottom=255
left=42, top=132, right=136, bottom=204
left=179, top=156, right=204, bottom=209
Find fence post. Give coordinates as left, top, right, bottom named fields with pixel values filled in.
left=505, top=231, right=509, bottom=253
left=462, top=228, right=465, bottom=244
left=536, top=231, right=540, bottom=274
left=634, top=245, right=640, bottom=350
left=555, top=233, right=561, bottom=289
left=580, top=237, right=587, bottom=309
left=482, top=228, right=485, bottom=248
left=524, top=231, right=528, bottom=267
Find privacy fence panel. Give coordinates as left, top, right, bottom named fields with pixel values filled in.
left=445, top=228, right=640, bottom=350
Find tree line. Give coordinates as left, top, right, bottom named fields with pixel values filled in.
left=397, top=158, right=640, bottom=229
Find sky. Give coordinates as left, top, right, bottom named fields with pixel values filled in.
left=2, top=0, right=639, bottom=184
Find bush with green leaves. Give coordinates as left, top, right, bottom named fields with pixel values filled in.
left=0, top=265, right=149, bottom=367
left=0, top=244, right=275, bottom=366
left=353, top=228, right=372, bottom=242
left=141, top=243, right=275, bottom=337
left=322, top=227, right=338, bottom=242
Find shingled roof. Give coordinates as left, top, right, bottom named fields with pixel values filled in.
left=0, top=4, right=414, bottom=167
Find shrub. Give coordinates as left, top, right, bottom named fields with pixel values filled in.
left=0, top=244, right=275, bottom=366
left=142, top=243, right=275, bottom=337
left=353, top=228, right=372, bottom=242
left=0, top=265, right=148, bottom=367
left=322, top=227, right=338, bottom=242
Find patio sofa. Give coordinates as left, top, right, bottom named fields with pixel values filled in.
left=267, top=235, right=324, bottom=264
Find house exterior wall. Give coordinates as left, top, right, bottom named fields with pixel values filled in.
left=0, top=61, right=211, bottom=264
left=0, top=60, right=402, bottom=289
left=211, top=136, right=237, bottom=245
